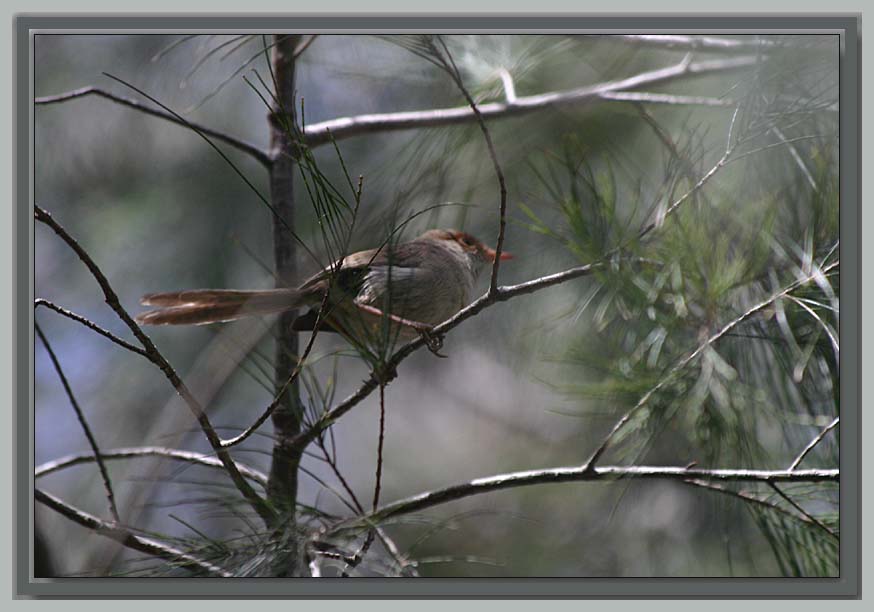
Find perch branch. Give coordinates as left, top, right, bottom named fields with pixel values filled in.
left=292, top=260, right=606, bottom=450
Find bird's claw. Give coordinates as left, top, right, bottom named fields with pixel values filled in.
left=418, top=327, right=448, bottom=358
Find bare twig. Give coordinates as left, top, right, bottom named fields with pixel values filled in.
left=35, top=323, right=120, bottom=523
left=768, top=483, right=839, bottom=540
left=333, top=465, right=838, bottom=530
left=219, top=287, right=332, bottom=448
left=35, top=298, right=149, bottom=358
left=35, top=204, right=274, bottom=526
left=682, top=478, right=817, bottom=526
left=34, top=86, right=271, bottom=166
left=770, top=124, right=818, bottom=191
left=432, top=36, right=508, bottom=293
left=302, top=56, right=759, bottom=147
left=373, top=384, right=387, bottom=512
left=293, top=34, right=319, bottom=58
left=641, top=104, right=741, bottom=237
left=35, top=488, right=232, bottom=577
left=789, top=416, right=840, bottom=471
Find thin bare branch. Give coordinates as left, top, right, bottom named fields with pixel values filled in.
left=770, top=124, right=818, bottom=191
left=35, top=298, right=149, bottom=357
left=432, top=36, right=508, bottom=294
left=334, top=465, right=838, bottom=530
left=34, top=204, right=275, bottom=526
left=373, top=384, right=387, bottom=511
left=35, top=446, right=268, bottom=487
left=291, top=260, right=606, bottom=450
left=219, top=287, right=332, bottom=449
left=682, top=479, right=818, bottom=526
left=293, top=34, right=319, bottom=58
left=34, top=86, right=271, bottom=166
left=768, top=483, right=839, bottom=540
left=35, top=488, right=233, bottom=577
left=36, top=323, right=120, bottom=523
left=789, top=416, right=840, bottom=471
left=302, top=56, right=759, bottom=147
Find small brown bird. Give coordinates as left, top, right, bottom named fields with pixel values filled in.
left=136, top=229, right=512, bottom=344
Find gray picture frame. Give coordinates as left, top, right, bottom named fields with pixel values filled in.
left=16, top=14, right=861, bottom=599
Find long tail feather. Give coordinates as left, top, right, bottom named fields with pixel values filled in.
left=136, top=288, right=304, bottom=325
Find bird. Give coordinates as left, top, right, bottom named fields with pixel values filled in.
left=135, top=229, right=512, bottom=347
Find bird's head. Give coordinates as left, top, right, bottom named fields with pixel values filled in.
left=421, top=228, right=514, bottom=265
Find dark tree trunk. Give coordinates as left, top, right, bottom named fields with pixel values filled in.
left=266, top=33, right=304, bottom=577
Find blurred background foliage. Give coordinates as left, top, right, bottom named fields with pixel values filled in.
left=34, top=34, right=839, bottom=577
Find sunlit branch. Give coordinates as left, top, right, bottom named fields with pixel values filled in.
left=600, top=34, right=781, bottom=53
left=333, top=465, right=838, bottom=529
left=302, top=56, right=759, bottom=147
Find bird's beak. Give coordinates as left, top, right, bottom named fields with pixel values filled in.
left=484, top=247, right=514, bottom=262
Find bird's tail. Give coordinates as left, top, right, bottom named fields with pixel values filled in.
left=135, top=288, right=305, bottom=326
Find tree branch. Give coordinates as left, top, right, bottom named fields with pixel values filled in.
left=302, top=56, right=759, bottom=147
left=432, top=36, right=508, bottom=292
left=34, top=86, right=272, bottom=166
left=768, top=483, right=839, bottom=540
left=789, top=416, right=840, bottom=471
left=292, top=260, right=605, bottom=450
left=35, top=488, right=232, bottom=577
left=333, top=465, right=838, bottom=530
left=35, top=298, right=149, bottom=357
left=35, top=204, right=275, bottom=526
left=35, top=323, right=120, bottom=523
left=35, top=446, right=268, bottom=487
left=599, top=34, right=780, bottom=53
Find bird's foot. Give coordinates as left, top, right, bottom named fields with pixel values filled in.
left=418, top=326, right=448, bottom=358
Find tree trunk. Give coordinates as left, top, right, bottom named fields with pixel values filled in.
left=266, top=33, right=304, bottom=577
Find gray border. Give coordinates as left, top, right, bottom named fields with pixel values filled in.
left=17, top=14, right=860, bottom=599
